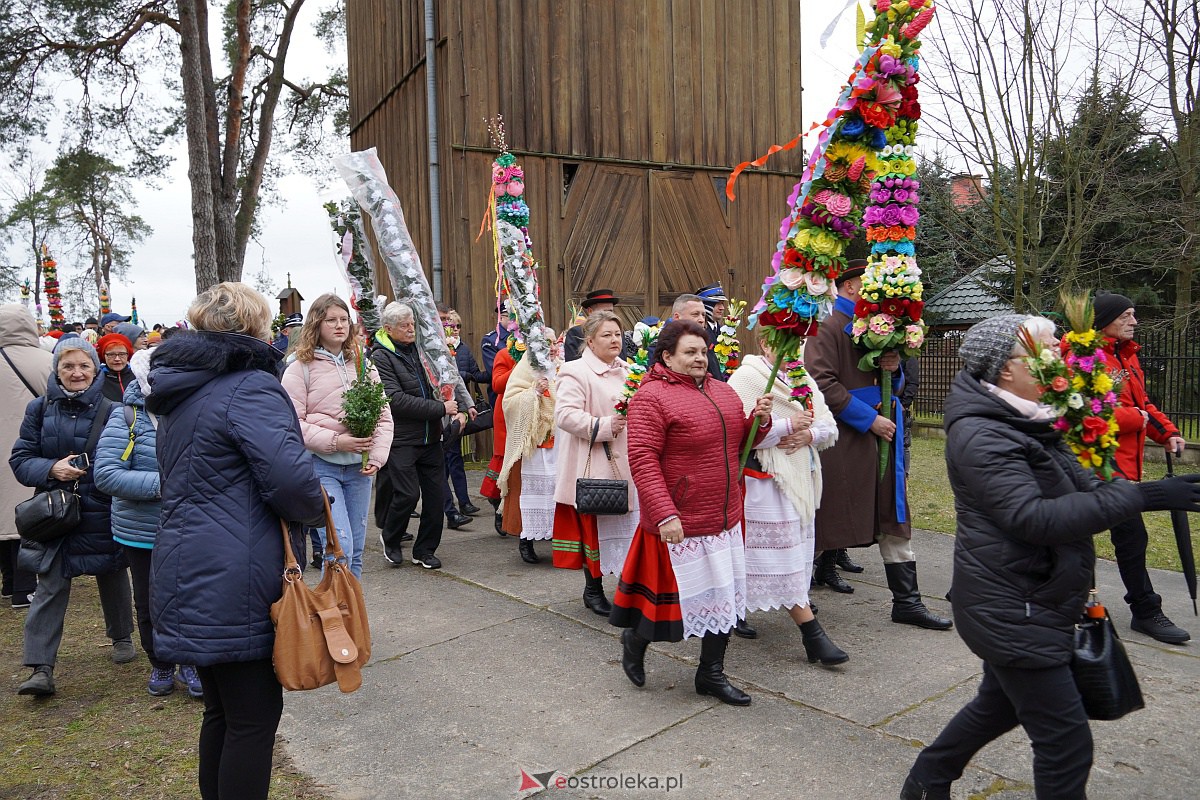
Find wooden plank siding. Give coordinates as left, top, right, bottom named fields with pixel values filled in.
left=347, top=0, right=808, bottom=360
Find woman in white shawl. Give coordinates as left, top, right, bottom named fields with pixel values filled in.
left=727, top=330, right=848, bottom=666
left=498, top=331, right=559, bottom=563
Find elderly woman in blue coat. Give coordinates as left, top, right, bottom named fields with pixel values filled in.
left=95, top=348, right=202, bottom=699
left=148, top=283, right=325, bottom=800
left=11, top=337, right=134, bottom=697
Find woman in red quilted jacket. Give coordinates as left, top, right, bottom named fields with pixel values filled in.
left=609, top=320, right=772, bottom=705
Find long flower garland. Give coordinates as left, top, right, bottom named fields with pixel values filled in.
left=714, top=299, right=746, bottom=375
left=784, top=357, right=814, bottom=408
left=729, top=0, right=934, bottom=467
left=614, top=321, right=662, bottom=416
left=1018, top=295, right=1122, bottom=480
left=326, top=199, right=382, bottom=333
left=43, top=245, right=64, bottom=329
left=487, top=115, right=552, bottom=374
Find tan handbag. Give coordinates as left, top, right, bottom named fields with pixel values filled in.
left=269, top=492, right=371, bottom=692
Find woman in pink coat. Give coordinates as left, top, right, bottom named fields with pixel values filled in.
left=282, top=294, right=394, bottom=578
left=552, top=310, right=638, bottom=614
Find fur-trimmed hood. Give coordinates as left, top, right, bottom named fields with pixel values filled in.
left=147, top=330, right=283, bottom=414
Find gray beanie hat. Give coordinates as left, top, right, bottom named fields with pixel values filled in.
left=958, top=314, right=1032, bottom=384
left=52, top=336, right=101, bottom=373
left=114, top=322, right=146, bottom=344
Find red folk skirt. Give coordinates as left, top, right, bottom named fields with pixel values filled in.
left=551, top=503, right=601, bottom=578
left=480, top=453, right=503, bottom=501
left=608, top=522, right=684, bottom=643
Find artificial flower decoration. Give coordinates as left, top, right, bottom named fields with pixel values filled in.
left=614, top=321, right=663, bottom=416
left=485, top=114, right=552, bottom=374
left=1018, top=294, right=1124, bottom=480
left=42, top=245, right=64, bottom=328
left=98, top=281, right=111, bottom=315
left=784, top=357, right=814, bottom=410
left=725, top=0, right=936, bottom=468
left=715, top=299, right=747, bottom=375
left=326, top=199, right=382, bottom=332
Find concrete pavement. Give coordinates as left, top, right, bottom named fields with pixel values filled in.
left=279, top=490, right=1200, bottom=800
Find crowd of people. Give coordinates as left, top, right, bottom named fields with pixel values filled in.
left=1, top=277, right=1197, bottom=800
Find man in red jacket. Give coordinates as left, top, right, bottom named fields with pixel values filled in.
left=1095, top=292, right=1190, bottom=644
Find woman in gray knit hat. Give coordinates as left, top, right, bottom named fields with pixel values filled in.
left=901, top=313, right=1200, bottom=799
left=11, top=336, right=133, bottom=697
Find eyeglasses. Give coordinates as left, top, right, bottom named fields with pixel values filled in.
left=106, top=351, right=130, bottom=359
left=444, top=323, right=461, bottom=330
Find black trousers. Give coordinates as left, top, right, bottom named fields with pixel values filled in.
left=124, top=546, right=171, bottom=670
left=382, top=443, right=445, bottom=559
left=909, top=660, right=1092, bottom=799
left=196, top=658, right=283, bottom=800
left=1109, top=514, right=1163, bottom=618
left=0, top=539, right=36, bottom=600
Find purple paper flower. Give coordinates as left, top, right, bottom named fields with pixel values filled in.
left=893, top=189, right=910, bottom=203
left=881, top=205, right=902, bottom=227
left=898, top=206, right=920, bottom=226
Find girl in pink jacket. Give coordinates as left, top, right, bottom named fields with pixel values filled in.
left=282, top=294, right=394, bottom=578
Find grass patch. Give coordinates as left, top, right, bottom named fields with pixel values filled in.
left=908, top=435, right=1194, bottom=572
left=0, top=578, right=330, bottom=799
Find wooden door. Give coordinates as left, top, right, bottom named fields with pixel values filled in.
left=648, top=170, right=733, bottom=315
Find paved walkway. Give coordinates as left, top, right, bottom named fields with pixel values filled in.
left=280, top=487, right=1200, bottom=799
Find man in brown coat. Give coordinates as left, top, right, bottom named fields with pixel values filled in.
left=0, top=304, right=54, bottom=608
left=806, top=261, right=951, bottom=629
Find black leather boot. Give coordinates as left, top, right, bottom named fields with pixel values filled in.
left=799, top=618, right=849, bottom=666
left=814, top=551, right=855, bottom=593
left=694, top=632, right=750, bottom=706
left=834, top=548, right=865, bottom=573
left=899, top=773, right=951, bottom=800
left=518, top=538, right=540, bottom=564
left=582, top=573, right=612, bottom=616
left=621, top=629, right=650, bottom=687
left=885, top=561, right=953, bottom=630
left=733, top=617, right=758, bottom=639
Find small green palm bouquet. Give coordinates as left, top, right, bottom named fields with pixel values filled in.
left=340, top=346, right=388, bottom=469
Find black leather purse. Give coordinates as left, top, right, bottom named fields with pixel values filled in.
left=13, top=397, right=111, bottom=544
left=1071, top=591, right=1144, bottom=721
left=575, top=419, right=629, bottom=516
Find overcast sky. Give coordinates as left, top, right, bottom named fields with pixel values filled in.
left=10, top=3, right=863, bottom=327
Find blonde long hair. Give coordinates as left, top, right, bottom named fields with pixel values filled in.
left=293, top=293, right=361, bottom=368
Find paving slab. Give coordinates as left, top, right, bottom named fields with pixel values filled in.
left=280, top=487, right=1200, bottom=800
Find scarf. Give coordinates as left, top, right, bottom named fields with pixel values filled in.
left=498, top=355, right=557, bottom=496
left=727, top=354, right=837, bottom=520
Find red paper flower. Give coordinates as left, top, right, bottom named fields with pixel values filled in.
left=881, top=298, right=909, bottom=316
left=1081, top=415, right=1109, bottom=444
left=854, top=299, right=874, bottom=319
left=1050, top=376, right=1070, bottom=392
left=759, top=308, right=818, bottom=335
left=908, top=300, right=924, bottom=321
left=858, top=101, right=897, bottom=129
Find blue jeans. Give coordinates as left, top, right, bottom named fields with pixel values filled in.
left=312, top=458, right=371, bottom=579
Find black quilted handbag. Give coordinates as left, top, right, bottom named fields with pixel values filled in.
left=1071, top=592, right=1144, bottom=721
left=15, top=486, right=80, bottom=543
left=575, top=420, right=629, bottom=516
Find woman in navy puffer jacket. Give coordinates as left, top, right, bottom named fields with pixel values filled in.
left=94, top=349, right=202, bottom=700
left=147, top=283, right=325, bottom=800
left=10, top=337, right=134, bottom=698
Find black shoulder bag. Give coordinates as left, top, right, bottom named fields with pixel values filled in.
left=15, top=397, right=113, bottom=543
left=1071, top=589, right=1145, bottom=721
left=574, top=419, right=629, bottom=516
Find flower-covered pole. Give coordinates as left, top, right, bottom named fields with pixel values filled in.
left=852, top=0, right=936, bottom=478
left=714, top=299, right=747, bottom=376
left=130, top=297, right=138, bottom=326
left=42, top=245, right=64, bottom=329
left=484, top=116, right=552, bottom=374
left=325, top=199, right=382, bottom=333
left=20, top=278, right=29, bottom=309
left=333, top=148, right=467, bottom=404
left=99, top=281, right=111, bottom=316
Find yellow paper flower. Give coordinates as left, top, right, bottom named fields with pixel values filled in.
left=1092, top=373, right=1113, bottom=394
left=1071, top=374, right=1086, bottom=391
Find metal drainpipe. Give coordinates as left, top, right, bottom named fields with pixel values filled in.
left=424, top=0, right=443, bottom=300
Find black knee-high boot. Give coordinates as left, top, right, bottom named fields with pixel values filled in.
left=694, top=632, right=751, bottom=706
left=582, top=572, right=611, bottom=615
left=885, top=562, right=953, bottom=630
left=620, top=629, right=650, bottom=687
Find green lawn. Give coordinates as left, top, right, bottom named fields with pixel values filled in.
left=908, top=434, right=1194, bottom=572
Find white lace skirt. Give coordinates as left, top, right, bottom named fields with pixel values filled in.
left=742, top=476, right=815, bottom=613
left=595, top=489, right=638, bottom=576
left=667, top=525, right=747, bottom=640
left=519, top=448, right=556, bottom=541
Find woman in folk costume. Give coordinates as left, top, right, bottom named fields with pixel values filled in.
left=727, top=331, right=848, bottom=666
left=552, top=311, right=639, bottom=615
left=609, top=320, right=773, bottom=706
left=497, top=331, right=560, bottom=558
left=481, top=339, right=518, bottom=536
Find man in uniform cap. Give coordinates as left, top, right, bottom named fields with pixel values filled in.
left=1092, top=291, right=1190, bottom=644
left=804, top=258, right=953, bottom=630
left=563, top=289, right=620, bottom=362
left=272, top=312, right=304, bottom=352
left=695, top=282, right=728, bottom=346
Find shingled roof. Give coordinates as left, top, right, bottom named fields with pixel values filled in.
left=925, top=257, right=1015, bottom=328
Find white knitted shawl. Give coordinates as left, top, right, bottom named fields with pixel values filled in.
left=727, top=354, right=837, bottom=520
left=498, top=355, right=557, bottom=496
